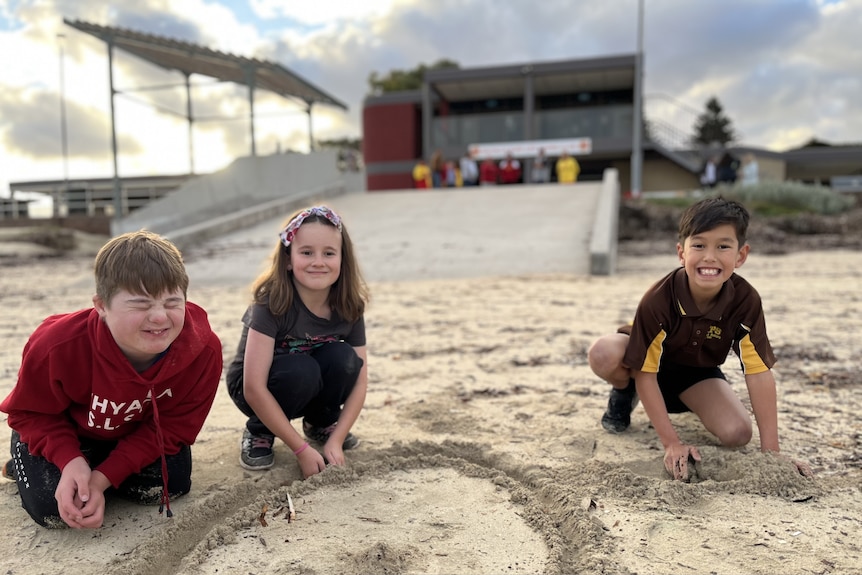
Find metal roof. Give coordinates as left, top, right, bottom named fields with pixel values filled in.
left=424, top=54, right=636, bottom=102
left=64, top=18, right=347, bottom=110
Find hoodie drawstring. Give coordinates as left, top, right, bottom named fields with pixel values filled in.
left=149, top=384, right=173, bottom=518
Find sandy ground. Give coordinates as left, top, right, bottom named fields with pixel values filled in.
left=1, top=244, right=861, bottom=575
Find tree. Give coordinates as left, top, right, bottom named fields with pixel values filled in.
left=798, top=137, right=831, bottom=148
left=367, top=59, right=460, bottom=95
left=692, top=97, right=736, bottom=147
left=317, top=137, right=362, bottom=151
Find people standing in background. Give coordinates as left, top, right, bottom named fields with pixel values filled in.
left=429, top=150, right=445, bottom=188
left=700, top=156, right=718, bottom=188
left=716, top=154, right=739, bottom=186
left=740, top=154, right=759, bottom=186
left=445, top=160, right=462, bottom=188
left=479, top=158, right=499, bottom=186
left=498, top=153, right=522, bottom=185
left=555, top=151, right=581, bottom=184
left=412, top=158, right=432, bottom=189
left=459, top=153, right=479, bottom=186
left=531, top=148, right=550, bottom=184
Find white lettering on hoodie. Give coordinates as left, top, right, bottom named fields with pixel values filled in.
left=86, top=388, right=173, bottom=431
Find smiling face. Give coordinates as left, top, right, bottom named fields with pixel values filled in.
left=677, top=223, right=750, bottom=301
left=94, top=288, right=186, bottom=370
left=288, top=221, right=343, bottom=296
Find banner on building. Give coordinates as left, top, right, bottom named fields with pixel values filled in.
left=467, top=137, right=592, bottom=160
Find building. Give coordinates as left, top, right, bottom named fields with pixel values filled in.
left=0, top=197, right=33, bottom=220
left=362, top=54, right=862, bottom=194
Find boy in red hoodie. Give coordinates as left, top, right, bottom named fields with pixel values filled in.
left=0, top=230, right=222, bottom=528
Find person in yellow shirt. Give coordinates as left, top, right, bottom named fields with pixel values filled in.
left=412, top=159, right=432, bottom=189
left=555, top=151, right=581, bottom=184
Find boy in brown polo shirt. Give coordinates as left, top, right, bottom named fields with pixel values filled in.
left=588, top=197, right=810, bottom=481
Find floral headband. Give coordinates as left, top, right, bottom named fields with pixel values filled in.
left=279, top=206, right=343, bottom=247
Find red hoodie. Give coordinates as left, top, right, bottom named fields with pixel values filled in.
left=0, top=303, right=222, bottom=490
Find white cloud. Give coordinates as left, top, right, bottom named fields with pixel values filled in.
left=249, top=0, right=406, bottom=25
left=2, top=0, right=861, bottom=200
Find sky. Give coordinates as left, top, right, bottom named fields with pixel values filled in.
left=1, top=0, right=860, bottom=200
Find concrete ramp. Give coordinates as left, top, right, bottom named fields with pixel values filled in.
left=184, top=175, right=619, bottom=286
left=112, top=151, right=358, bottom=243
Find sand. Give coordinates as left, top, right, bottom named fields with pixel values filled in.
left=1, top=246, right=860, bottom=575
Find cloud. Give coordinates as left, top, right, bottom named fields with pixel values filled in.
left=1, top=0, right=861, bottom=195
left=0, top=86, right=142, bottom=159
left=249, top=0, right=406, bottom=25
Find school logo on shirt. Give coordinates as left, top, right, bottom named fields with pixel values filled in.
left=707, top=325, right=722, bottom=340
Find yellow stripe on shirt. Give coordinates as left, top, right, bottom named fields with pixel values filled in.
left=739, top=332, right=769, bottom=374
left=642, top=329, right=666, bottom=373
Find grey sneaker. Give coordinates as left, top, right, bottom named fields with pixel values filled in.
left=601, top=382, right=639, bottom=433
left=239, top=429, right=275, bottom=470
left=303, top=420, right=360, bottom=450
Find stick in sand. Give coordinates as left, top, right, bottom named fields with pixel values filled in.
left=287, top=492, right=296, bottom=523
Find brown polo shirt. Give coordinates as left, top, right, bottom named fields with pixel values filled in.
left=623, top=267, right=775, bottom=375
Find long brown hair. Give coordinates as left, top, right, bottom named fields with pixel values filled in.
left=251, top=207, right=369, bottom=322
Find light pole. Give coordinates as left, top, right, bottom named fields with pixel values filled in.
left=630, top=0, right=644, bottom=199
left=58, top=33, right=70, bottom=214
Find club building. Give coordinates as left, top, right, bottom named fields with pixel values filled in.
left=5, top=52, right=860, bottom=227
left=362, top=54, right=862, bottom=194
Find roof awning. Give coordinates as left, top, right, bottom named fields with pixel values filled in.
left=425, top=55, right=635, bottom=102
left=64, top=19, right=347, bottom=109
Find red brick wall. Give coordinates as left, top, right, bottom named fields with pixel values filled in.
left=363, top=103, right=419, bottom=163
left=366, top=172, right=415, bottom=191
left=363, top=101, right=422, bottom=190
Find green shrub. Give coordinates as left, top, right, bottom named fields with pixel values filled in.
left=709, top=181, right=853, bottom=215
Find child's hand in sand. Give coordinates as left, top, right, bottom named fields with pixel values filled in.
left=775, top=454, right=813, bottom=477
left=663, top=444, right=701, bottom=481
left=793, top=459, right=813, bottom=477
left=323, top=441, right=345, bottom=467
left=297, top=448, right=326, bottom=479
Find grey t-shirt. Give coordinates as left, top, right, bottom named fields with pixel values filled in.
left=230, top=297, right=366, bottom=367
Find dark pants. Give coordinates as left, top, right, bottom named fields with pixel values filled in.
left=8, top=430, right=192, bottom=528
left=657, top=363, right=727, bottom=413
left=226, top=341, right=362, bottom=436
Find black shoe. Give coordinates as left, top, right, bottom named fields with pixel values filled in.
left=239, top=429, right=275, bottom=470
left=601, top=383, right=639, bottom=433
left=1, top=459, right=15, bottom=481
left=303, top=420, right=360, bottom=450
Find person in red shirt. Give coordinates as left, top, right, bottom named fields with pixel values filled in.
left=479, top=158, right=499, bottom=185
left=0, top=231, right=222, bottom=528
left=498, top=153, right=522, bottom=184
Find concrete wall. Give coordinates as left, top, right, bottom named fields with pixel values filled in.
left=755, top=155, right=786, bottom=182
left=590, top=168, right=620, bottom=275
left=113, top=151, right=352, bottom=237
left=613, top=156, right=699, bottom=194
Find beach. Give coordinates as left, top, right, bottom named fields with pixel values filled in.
left=0, top=240, right=861, bottom=574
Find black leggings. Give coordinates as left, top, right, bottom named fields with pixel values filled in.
left=8, top=430, right=192, bottom=528
left=226, top=341, right=362, bottom=436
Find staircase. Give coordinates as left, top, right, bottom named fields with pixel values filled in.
left=643, top=94, right=704, bottom=173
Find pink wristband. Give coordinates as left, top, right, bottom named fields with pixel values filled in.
left=293, top=442, right=310, bottom=456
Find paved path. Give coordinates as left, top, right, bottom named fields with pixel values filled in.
left=183, top=184, right=602, bottom=287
